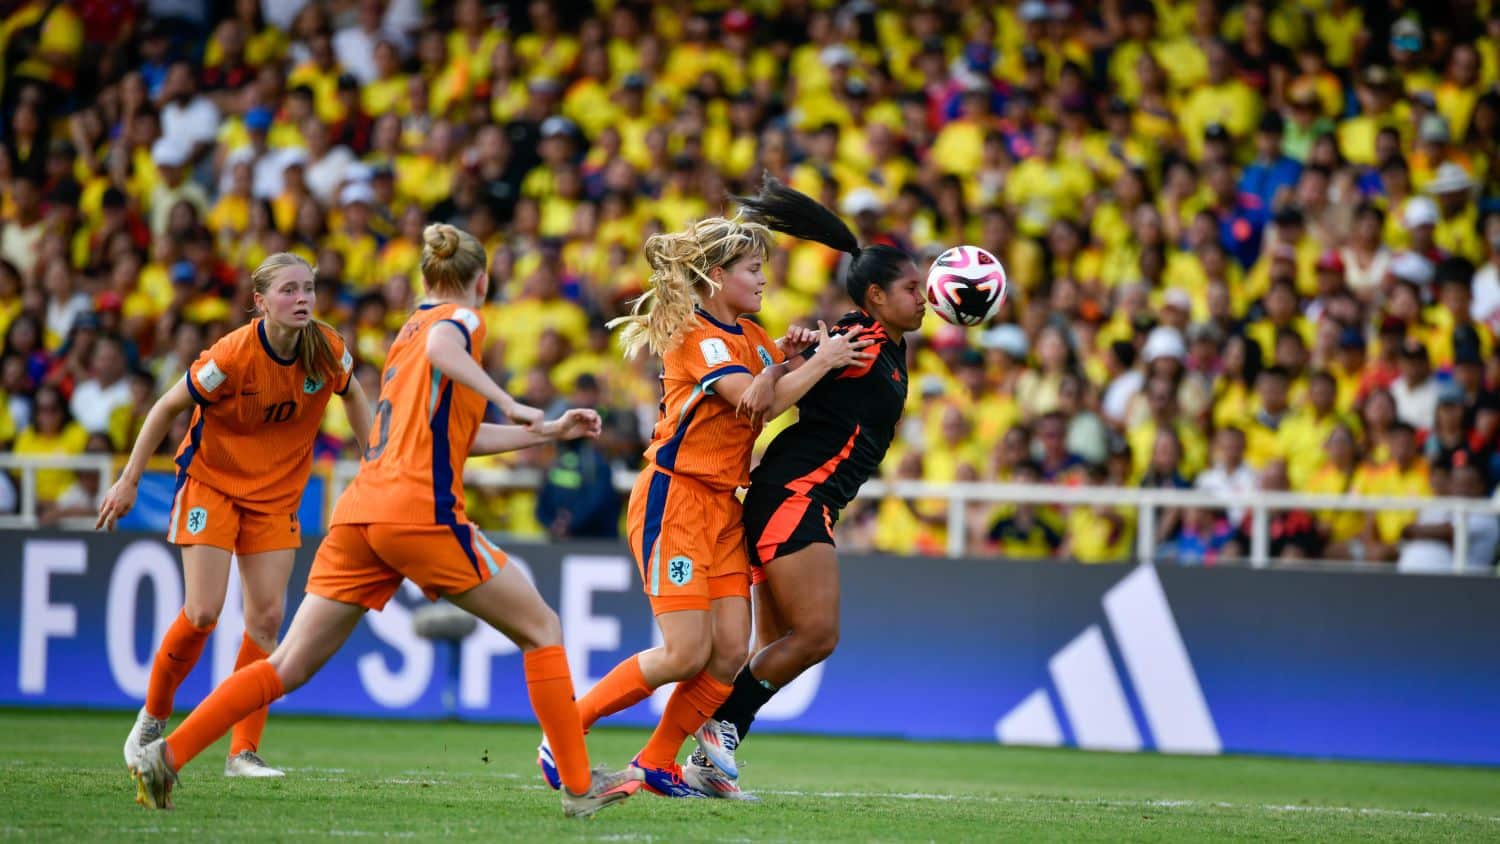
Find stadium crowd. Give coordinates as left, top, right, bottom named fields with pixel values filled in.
left=1, top=0, right=1498, bottom=571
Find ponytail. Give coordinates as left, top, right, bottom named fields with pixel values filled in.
left=735, top=174, right=911, bottom=308
left=609, top=215, right=773, bottom=358
left=298, top=320, right=343, bottom=383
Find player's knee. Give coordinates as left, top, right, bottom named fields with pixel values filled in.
left=707, top=639, right=748, bottom=681
left=517, top=609, right=564, bottom=651
left=183, top=604, right=221, bottom=630
left=799, top=622, right=839, bottom=665
left=244, top=606, right=283, bottom=643
left=538, top=610, right=564, bottom=647
left=659, top=636, right=712, bottom=681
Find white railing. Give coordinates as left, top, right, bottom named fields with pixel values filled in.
left=7, top=454, right=1499, bottom=574
left=0, top=453, right=116, bottom=530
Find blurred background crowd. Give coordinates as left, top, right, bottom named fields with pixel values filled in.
left=2, top=0, right=1498, bottom=570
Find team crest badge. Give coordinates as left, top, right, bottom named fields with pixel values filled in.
left=757, top=346, right=773, bottom=367
left=667, top=556, right=694, bottom=586
left=304, top=376, right=324, bottom=393
left=186, top=507, right=208, bottom=535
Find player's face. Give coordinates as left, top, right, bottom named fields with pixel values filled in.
left=872, top=264, right=925, bottom=333
left=257, top=266, right=315, bottom=328
left=713, top=252, right=765, bottom=315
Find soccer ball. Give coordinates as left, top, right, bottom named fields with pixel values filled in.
left=925, top=245, right=1008, bottom=326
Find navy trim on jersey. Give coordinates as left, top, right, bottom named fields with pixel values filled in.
left=446, top=522, right=482, bottom=577
left=183, top=373, right=212, bottom=406
left=654, top=394, right=705, bottom=471
left=417, top=303, right=438, bottom=310
left=173, top=412, right=205, bottom=494
left=640, top=471, right=671, bottom=591
left=695, top=308, right=744, bottom=335
left=430, top=378, right=459, bottom=524
left=257, top=320, right=297, bottom=366
left=439, top=319, right=472, bottom=353
left=701, top=364, right=749, bottom=389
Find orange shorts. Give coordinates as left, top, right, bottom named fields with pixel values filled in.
left=626, top=469, right=750, bottom=615
left=306, top=521, right=507, bottom=611
left=168, top=477, right=300, bottom=555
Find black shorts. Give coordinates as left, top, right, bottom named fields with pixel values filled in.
left=742, top=483, right=838, bottom=580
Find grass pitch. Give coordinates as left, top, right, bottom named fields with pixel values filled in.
left=1, top=710, right=1497, bottom=841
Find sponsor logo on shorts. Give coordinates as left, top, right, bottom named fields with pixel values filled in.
left=186, top=507, right=208, bottom=535
left=667, top=556, right=694, bottom=586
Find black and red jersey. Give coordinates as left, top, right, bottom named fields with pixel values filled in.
left=749, top=311, right=908, bottom=513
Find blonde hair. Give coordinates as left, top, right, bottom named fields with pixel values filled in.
left=252, top=253, right=341, bottom=382
left=609, top=216, right=773, bottom=358
left=420, top=223, right=487, bottom=298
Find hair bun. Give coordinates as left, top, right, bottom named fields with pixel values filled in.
left=423, top=223, right=459, bottom=259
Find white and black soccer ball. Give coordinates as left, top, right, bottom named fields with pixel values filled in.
left=925, top=245, right=1008, bottom=327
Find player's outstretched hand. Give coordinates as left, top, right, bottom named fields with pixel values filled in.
left=547, top=408, right=603, bottom=440
left=776, top=324, right=819, bottom=359
left=95, top=478, right=137, bottom=532
left=812, top=320, right=876, bottom=369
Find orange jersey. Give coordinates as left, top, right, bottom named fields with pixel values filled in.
left=177, top=319, right=353, bottom=513
left=332, top=303, right=487, bottom=527
left=642, top=309, right=783, bottom=491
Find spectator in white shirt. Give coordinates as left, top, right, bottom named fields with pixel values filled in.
left=0, top=176, right=47, bottom=281
left=43, top=263, right=91, bottom=345
left=334, top=0, right=408, bottom=84
left=158, top=61, right=220, bottom=160
left=1099, top=339, right=1144, bottom=428
left=302, top=118, right=356, bottom=205
left=1472, top=211, right=1500, bottom=330
left=1399, top=461, right=1500, bottom=574
left=69, top=336, right=133, bottom=441
left=1195, top=427, right=1260, bottom=526
left=1391, top=340, right=1440, bottom=433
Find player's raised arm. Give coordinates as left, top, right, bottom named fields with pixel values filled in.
left=715, top=321, right=875, bottom=427
left=469, top=409, right=602, bottom=456
left=424, top=320, right=544, bottom=427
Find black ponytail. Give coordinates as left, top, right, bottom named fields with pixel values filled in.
left=735, top=174, right=913, bottom=308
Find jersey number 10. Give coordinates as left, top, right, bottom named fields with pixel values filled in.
left=262, top=401, right=296, bottom=424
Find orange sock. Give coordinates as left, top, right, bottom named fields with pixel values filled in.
left=228, top=635, right=271, bottom=756
left=144, top=610, right=215, bottom=720
left=637, top=671, right=732, bottom=770
left=165, top=660, right=283, bottom=772
left=576, top=653, right=651, bottom=730
left=524, top=645, right=590, bottom=795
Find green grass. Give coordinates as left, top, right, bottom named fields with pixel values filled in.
left=2, top=710, right=1497, bottom=842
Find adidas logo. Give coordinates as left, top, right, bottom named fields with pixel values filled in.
left=996, top=565, right=1221, bottom=755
